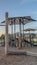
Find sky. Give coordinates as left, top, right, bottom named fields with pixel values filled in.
left=0, top=0, right=37, bottom=36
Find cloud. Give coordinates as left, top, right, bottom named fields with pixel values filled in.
left=25, top=11, right=37, bottom=15
left=20, top=0, right=28, bottom=5
left=28, top=11, right=37, bottom=15
left=31, top=11, right=37, bottom=15
left=20, top=0, right=37, bottom=6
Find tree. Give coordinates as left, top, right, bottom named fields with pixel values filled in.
left=1, top=34, right=5, bottom=40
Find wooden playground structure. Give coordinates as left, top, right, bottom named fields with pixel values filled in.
left=0, top=12, right=36, bottom=55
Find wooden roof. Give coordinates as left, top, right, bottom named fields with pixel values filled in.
left=23, top=28, right=37, bottom=31
left=1, top=16, right=36, bottom=25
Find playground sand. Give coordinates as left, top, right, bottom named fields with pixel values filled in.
left=0, top=47, right=37, bottom=65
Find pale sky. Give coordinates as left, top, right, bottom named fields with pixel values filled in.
left=0, top=0, right=37, bottom=36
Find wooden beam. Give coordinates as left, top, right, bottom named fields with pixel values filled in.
left=5, top=12, right=9, bottom=55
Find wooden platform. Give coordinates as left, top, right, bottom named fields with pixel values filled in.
left=8, top=50, right=27, bottom=55
left=8, top=50, right=37, bottom=57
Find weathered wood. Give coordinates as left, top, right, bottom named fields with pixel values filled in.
left=5, top=12, right=9, bottom=55
left=1, top=16, right=36, bottom=24
left=8, top=50, right=27, bottom=55
left=8, top=50, right=37, bottom=56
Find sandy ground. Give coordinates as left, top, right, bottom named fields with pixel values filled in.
left=0, top=47, right=37, bottom=65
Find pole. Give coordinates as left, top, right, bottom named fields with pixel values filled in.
left=19, top=19, right=21, bottom=37
left=11, top=24, right=13, bottom=36
left=14, top=20, right=16, bottom=38
left=5, top=12, right=9, bottom=55
left=19, top=19, right=22, bottom=48
left=23, top=24, right=24, bottom=39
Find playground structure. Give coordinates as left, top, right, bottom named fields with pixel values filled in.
left=0, top=12, right=36, bottom=55
left=23, top=28, right=37, bottom=46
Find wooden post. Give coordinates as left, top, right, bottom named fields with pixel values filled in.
left=5, top=12, right=8, bottom=55
left=14, top=20, right=16, bottom=38
left=23, top=24, right=24, bottom=38
left=11, top=24, right=13, bottom=35
left=20, top=22, right=21, bottom=37
left=19, top=19, right=22, bottom=48
left=22, top=23, right=24, bottom=47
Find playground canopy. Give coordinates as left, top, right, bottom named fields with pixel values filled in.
left=0, top=12, right=36, bottom=55
left=1, top=14, right=36, bottom=25
left=23, top=28, right=37, bottom=44
left=23, top=28, right=37, bottom=32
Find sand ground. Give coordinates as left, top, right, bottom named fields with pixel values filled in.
left=0, top=47, right=37, bottom=65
